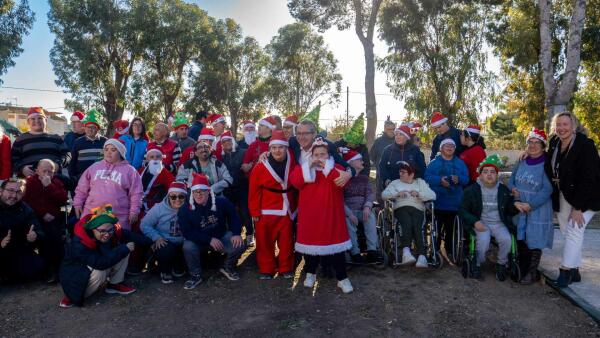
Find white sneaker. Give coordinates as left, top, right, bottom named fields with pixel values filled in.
left=303, top=273, right=316, bottom=288
left=416, top=255, right=428, bottom=268
left=400, top=252, right=416, bottom=265
left=337, top=278, right=354, bottom=294
left=246, top=234, right=255, bottom=247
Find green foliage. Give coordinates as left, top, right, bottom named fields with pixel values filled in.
left=288, top=0, right=354, bottom=32
left=574, top=63, right=600, bottom=144
left=486, top=111, right=525, bottom=150
left=301, top=104, right=321, bottom=131
left=328, top=114, right=353, bottom=142
left=264, top=22, right=342, bottom=116
left=343, top=113, right=365, bottom=145
left=0, top=0, right=34, bottom=84
left=379, top=1, right=495, bottom=127
left=186, top=18, right=269, bottom=133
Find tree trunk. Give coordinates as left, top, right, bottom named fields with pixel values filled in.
left=363, top=41, right=377, bottom=149
left=104, top=90, right=119, bottom=137
left=230, top=106, right=239, bottom=138
left=539, top=0, right=587, bottom=126
left=295, top=68, right=301, bottom=116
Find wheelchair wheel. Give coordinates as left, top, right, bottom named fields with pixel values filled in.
left=452, top=216, right=463, bottom=265
left=430, top=251, right=444, bottom=269
left=461, top=259, right=470, bottom=279
left=376, top=211, right=391, bottom=267
left=510, top=256, right=521, bottom=282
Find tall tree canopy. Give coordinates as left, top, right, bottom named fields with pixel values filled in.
left=264, top=22, right=342, bottom=117
left=48, top=0, right=142, bottom=135
left=379, top=0, right=493, bottom=127
left=0, top=0, right=34, bottom=84
left=288, top=0, right=383, bottom=147
left=186, top=18, right=269, bottom=133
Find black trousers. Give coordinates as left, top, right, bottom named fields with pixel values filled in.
left=394, top=206, right=425, bottom=255
left=39, top=220, right=65, bottom=271
left=0, top=249, right=44, bottom=281
left=154, top=241, right=185, bottom=274
left=435, top=209, right=457, bottom=257
left=304, top=253, right=347, bottom=281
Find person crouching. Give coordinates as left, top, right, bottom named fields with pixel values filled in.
left=59, top=204, right=150, bottom=308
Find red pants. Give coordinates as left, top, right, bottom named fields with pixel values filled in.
left=255, top=215, right=294, bottom=275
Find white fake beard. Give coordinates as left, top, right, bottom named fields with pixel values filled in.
left=244, top=131, right=257, bottom=145
left=147, top=160, right=163, bottom=176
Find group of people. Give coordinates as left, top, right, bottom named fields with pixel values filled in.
left=0, top=106, right=598, bottom=308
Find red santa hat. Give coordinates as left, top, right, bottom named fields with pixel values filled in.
left=112, top=119, right=130, bottom=135
left=339, top=147, right=362, bottom=163
left=527, top=128, right=547, bottom=145
left=440, top=138, right=456, bottom=148
left=207, top=113, right=226, bottom=127
left=168, top=181, right=188, bottom=195
left=465, top=125, right=481, bottom=135
left=258, top=116, right=277, bottom=130
left=220, top=130, right=237, bottom=151
left=394, top=125, right=411, bottom=140
left=189, top=173, right=216, bottom=211
left=104, top=138, right=127, bottom=159
left=145, top=148, right=164, bottom=159
left=269, top=130, right=289, bottom=147
left=284, top=115, right=299, bottom=127
left=242, top=120, right=256, bottom=129
left=70, top=111, right=85, bottom=122
left=430, top=111, right=448, bottom=127
left=197, top=127, right=215, bottom=143
left=27, top=107, right=46, bottom=119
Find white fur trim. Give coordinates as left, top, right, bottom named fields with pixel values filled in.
left=394, top=129, right=410, bottom=140
left=70, top=115, right=81, bottom=122
left=210, top=117, right=225, bottom=126
left=431, top=117, right=448, bottom=127
left=295, top=239, right=352, bottom=256
left=168, top=187, right=187, bottom=194
left=191, top=184, right=210, bottom=191
left=466, top=127, right=480, bottom=134
left=259, top=119, right=275, bottom=130
left=283, top=120, right=297, bottom=126
left=301, top=160, right=316, bottom=183
left=146, top=148, right=164, bottom=157
left=322, top=157, right=334, bottom=177
left=440, top=138, right=456, bottom=147
left=269, top=139, right=289, bottom=147
left=28, top=113, right=43, bottom=119
left=198, top=135, right=215, bottom=141
left=243, top=122, right=256, bottom=128
left=527, top=131, right=546, bottom=144
left=347, top=153, right=362, bottom=162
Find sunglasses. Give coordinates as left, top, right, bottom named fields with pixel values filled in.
left=169, top=194, right=186, bottom=201
left=95, top=227, right=115, bottom=235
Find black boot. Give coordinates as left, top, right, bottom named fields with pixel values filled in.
left=520, top=249, right=542, bottom=285
left=555, top=268, right=572, bottom=288
left=571, top=268, right=581, bottom=283
left=495, top=263, right=507, bottom=282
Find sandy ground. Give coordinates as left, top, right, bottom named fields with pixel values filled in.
left=1, top=248, right=598, bottom=338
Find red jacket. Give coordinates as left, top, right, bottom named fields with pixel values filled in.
left=23, top=174, right=68, bottom=219
left=459, top=145, right=486, bottom=183
left=248, top=152, right=297, bottom=220
left=0, top=135, right=11, bottom=180
left=138, top=166, right=175, bottom=212
left=242, top=138, right=270, bottom=173
left=147, top=139, right=181, bottom=172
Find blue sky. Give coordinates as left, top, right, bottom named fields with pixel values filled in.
left=0, top=0, right=423, bottom=129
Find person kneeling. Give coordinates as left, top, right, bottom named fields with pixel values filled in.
left=59, top=205, right=151, bottom=308
left=178, top=173, right=245, bottom=290
left=459, top=155, right=519, bottom=281
left=381, top=162, right=436, bottom=268
left=141, top=182, right=188, bottom=284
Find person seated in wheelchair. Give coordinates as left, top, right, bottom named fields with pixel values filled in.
left=381, top=161, right=436, bottom=268
left=341, top=148, right=381, bottom=265
left=459, top=155, right=520, bottom=281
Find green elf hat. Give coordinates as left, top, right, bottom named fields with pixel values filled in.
left=478, top=154, right=503, bottom=174
left=84, top=204, right=119, bottom=230
left=172, top=111, right=190, bottom=130
left=302, top=104, right=321, bottom=131
left=343, top=113, right=365, bottom=145
left=82, top=109, right=102, bottom=129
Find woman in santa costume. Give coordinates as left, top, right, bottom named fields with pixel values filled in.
left=289, top=137, right=354, bottom=294
left=249, top=130, right=297, bottom=280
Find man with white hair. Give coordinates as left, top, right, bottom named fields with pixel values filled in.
left=147, top=123, right=181, bottom=174
left=237, top=120, right=256, bottom=150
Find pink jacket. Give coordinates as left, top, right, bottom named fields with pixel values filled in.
left=74, top=160, right=143, bottom=229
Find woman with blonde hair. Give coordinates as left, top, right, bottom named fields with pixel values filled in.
left=545, top=112, right=600, bottom=287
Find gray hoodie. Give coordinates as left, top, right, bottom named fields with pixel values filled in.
left=140, top=196, right=184, bottom=245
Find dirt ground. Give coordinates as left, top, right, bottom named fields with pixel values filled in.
left=1, top=248, right=598, bottom=338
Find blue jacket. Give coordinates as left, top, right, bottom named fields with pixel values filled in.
left=119, top=134, right=148, bottom=169
left=187, top=121, right=204, bottom=142
left=425, top=154, right=469, bottom=211
left=178, top=196, right=241, bottom=247
left=64, top=131, right=85, bottom=152
left=430, top=126, right=463, bottom=161
left=377, top=142, right=426, bottom=190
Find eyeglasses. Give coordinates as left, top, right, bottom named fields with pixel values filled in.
left=192, top=190, right=209, bottom=195
left=169, top=194, right=186, bottom=201
left=3, top=188, right=23, bottom=195
left=95, top=227, right=115, bottom=235
left=197, top=145, right=211, bottom=150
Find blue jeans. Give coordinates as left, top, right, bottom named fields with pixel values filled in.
left=346, top=209, right=378, bottom=255
left=182, top=232, right=246, bottom=276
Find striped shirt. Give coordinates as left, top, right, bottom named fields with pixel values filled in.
left=69, top=135, right=107, bottom=178
left=11, top=132, right=69, bottom=174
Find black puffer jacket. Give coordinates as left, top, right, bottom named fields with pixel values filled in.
left=545, top=132, right=600, bottom=212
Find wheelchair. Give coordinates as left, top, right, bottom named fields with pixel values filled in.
left=376, top=199, right=443, bottom=269
left=459, top=225, right=521, bottom=282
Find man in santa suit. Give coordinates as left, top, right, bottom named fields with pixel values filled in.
left=206, top=113, right=226, bottom=154
left=248, top=130, right=297, bottom=279
left=178, top=127, right=215, bottom=167
left=139, top=148, right=175, bottom=214
left=241, top=115, right=277, bottom=175
left=237, top=120, right=256, bottom=150
left=282, top=115, right=298, bottom=140
left=112, top=119, right=130, bottom=139
left=147, top=123, right=181, bottom=174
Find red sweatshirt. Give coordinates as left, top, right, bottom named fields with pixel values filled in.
left=0, top=135, right=11, bottom=180
left=23, top=174, right=68, bottom=219
left=459, top=145, right=486, bottom=183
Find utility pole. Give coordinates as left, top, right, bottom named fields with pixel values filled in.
left=346, top=86, right=349, bottom=127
